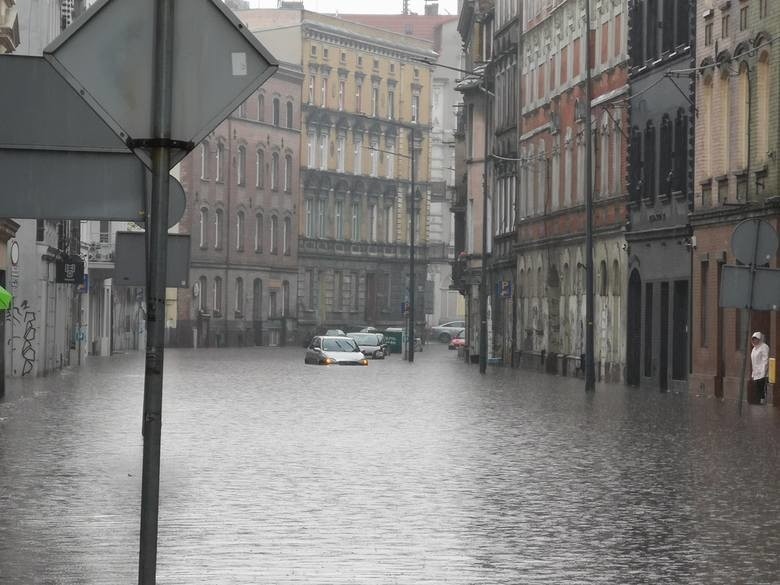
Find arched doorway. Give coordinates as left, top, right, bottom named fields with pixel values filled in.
left=547, top=266, right=561, bottom=373
left=252, top=278, right=263, bottom=346
left=626, top=269, right=642, bottom=386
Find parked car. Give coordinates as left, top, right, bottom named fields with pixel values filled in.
left=347, top=332, right=387, bottom=359
left=448, top=329, right=466, bottom=350
left=304, top=336, right=369, bottom=366
left=430, top=320, right=466, bottom=343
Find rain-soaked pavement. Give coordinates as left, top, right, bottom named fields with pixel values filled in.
left=1, top=344, right=779, bottom=584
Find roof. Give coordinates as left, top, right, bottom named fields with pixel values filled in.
left=332, top=14, right=458, bottom=46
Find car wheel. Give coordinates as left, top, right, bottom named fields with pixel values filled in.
left=438, top=332, right=451, bottom=343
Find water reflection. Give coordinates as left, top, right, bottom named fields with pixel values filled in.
left=1, top=347, right=778, bottom=584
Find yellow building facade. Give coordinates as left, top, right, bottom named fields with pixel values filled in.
left=241, top=8, right=438, bottom=332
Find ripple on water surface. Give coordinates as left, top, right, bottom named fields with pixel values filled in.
left=1, top=346, right=779, bottom=584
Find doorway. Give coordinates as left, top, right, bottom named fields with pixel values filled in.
left=626, top=269, right=641, bottom=386
left=252, top=278, right=263, bottom=346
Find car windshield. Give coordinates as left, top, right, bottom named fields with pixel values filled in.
left=350, top=333, right=379, bottom=345
left=322, top=338, right=359, bottom=352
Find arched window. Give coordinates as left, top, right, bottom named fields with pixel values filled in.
left=737, top=62, right=749, bottom=169
left=213, top=277, right=223, bottom=315
left=600, top=116, right=609, bottom=197
left=257, top=93, right=265, bottom=122
left=256, top=149, right=265, bottom=188
left=284, top=154, right=292, bottom=192
left=757, top=52, right=770, bottom=162
left=200, top=142, right=209, bottom=179
left=283, top=217, right=291, bottom=255
left=286, top=101, right=294, bottom=129
left=673, top=108, right=689, bottom=193
left=237, top=145, right=246, bottom=186
left=236, top=210, right=244, bottom=251
left=199, top=208, right=208, bottom=248
left=564, top=128, right=573, bottom=206
left=599, top=260, right=608, bottom=296
left=214, top=208, right=223, bottom=249
left=660, top=114, right=673, bottom=197
left=719, top=71, right=730, bottom=173
left=216, top=142, right=225, bottom=182
left=273, top=98, right=280, bottom=126
left=701, top=75, right=713, bottom=177
left=630, top=125, right=642, bottom=200
left=611, top=259, right=621, bottom=296
left=271, top=152, right=279, bottom=190
left=254, top=213, right=263, bottom=252
left=643, top=121, right=656, bottom=198
left=235, top=277, right=244, bottom=314
left=270, top=215, right=278, bottom=254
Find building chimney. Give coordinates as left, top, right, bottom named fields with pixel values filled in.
left=424, top=2, right=439, bottom=15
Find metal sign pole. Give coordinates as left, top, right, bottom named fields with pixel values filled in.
left=408, top=130, right=416, bottom=364
left=139, top=0, right=174, bottom=583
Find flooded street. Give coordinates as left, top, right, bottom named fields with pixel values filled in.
left=1, top=345, right=779, bottom=584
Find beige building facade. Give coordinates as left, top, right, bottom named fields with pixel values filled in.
left=240, top=8, right=437, bottom=335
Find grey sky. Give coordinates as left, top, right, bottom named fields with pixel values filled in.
left=250, top=0, right=459, bottom=16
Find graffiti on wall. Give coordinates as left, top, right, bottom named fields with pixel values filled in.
left=5, top=300, right=37, bottom=376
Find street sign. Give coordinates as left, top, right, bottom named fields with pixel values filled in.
left=113, top=232, right=191, bottom=288
left=720, top=265, right=780, bottom=310
left=56, top=255, right=85, bottom=285
left=0, top=56, right=186, bottom=227
left=731, top=219, right=778, bottom=266
left=0, top=149, right=186, bottom=227
left=43, top=0, right=278, bottom=169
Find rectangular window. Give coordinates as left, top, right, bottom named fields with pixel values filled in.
left=318, top=199, right=326, bottom=237
left=36, top=219, right=45, bottom=242
left=351, top=202, right=360, bottom=240
left=369, top=203, right=377, bottom=242
left=411, top=94, right=420, bottom=123
left=338, top=80, right=345, bottom=111
left=306, top=269, right=315, bottom=309
left=334, top=271, right=343, bottom=310
left=705, top=22, right=713, bottom=46
left=352, top=272, right=360, bottom=310
left=384, top=206, right=393, bottom=242
left=740, top=7, right=748, bottom=31
left=722, top=14, right=729, bottom=38
left=370, top=138, right=378, bottom=177
left=323, top=48, right=329, bottom=59
left=320, top=78, right=327, bottom=108
left=355, top=84, right=362, bottom=113
left=387, top=90, right=395, bottom=119
left=354, top=137, right=362, bottom=175
left=340, top=51, right=346, bottom=63
left=319, top=134, right=327, bottom=171
left=760, top=0, right=769, bottom=18
left=305, top=200, right=313, bottom=238
left=99, top=220, right=110, bottom=243
left=335, top=200, right=344, bottom=240
left=372, top=87, right=379, bottom=117
left=308, top=76, right=314, bottom=104
left=337, top=136, right=346, bottom=172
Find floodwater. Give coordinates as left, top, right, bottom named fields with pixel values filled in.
left=1, top=345, right=779, bottom=584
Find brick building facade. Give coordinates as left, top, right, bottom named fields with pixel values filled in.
left=516, top=0, right=628, bottom=381
left=174, top=65, right=304, bottom=348
left=691, top=0, right=780, bottom=401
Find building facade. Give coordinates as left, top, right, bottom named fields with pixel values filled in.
left=489, top=0, right=520, bottom=365
left=454, top=0, right=491, bottom=362
left=691, top=0, right=780, bottom=400
left=174, top=64, right=304, bottom=348
left=334, top=11, right=465, bottom=330
left=516, top=0, right=628, bottom=382
left=240, top=8, right=436, bottom=338
left=625, top=0, right=693, bottom=391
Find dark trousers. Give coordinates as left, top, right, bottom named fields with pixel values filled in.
left=753, top=377, right=768, bottom=403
